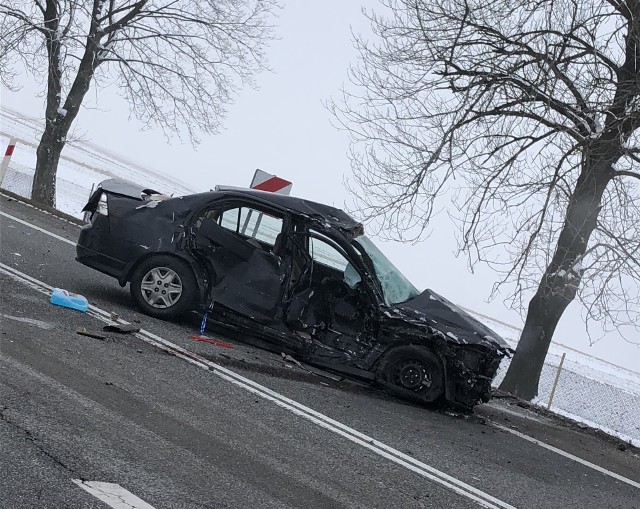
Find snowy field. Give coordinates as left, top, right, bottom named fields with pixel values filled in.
left=0, top=105, right=196, bottom=215
left=1, top=108, right=639, bottom=446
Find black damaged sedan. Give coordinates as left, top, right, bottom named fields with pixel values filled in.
left=77, top=179, right=511, bottom=409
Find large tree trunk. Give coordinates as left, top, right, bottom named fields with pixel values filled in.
left=32, top=124, right=67, bottom=206
left=500, top=152, right=615, bottom=400
left=498, top=278, right=574, bottom=399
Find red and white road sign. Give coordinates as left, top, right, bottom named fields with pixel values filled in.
left=0, top=137, right=17, bottom=186
left=250, top=169, right=292, bottom=195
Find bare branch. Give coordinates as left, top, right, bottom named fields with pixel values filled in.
left=614, top=169, right=640, bottom=180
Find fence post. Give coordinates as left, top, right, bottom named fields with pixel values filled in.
left=547, top=352, right=566, bottom=410
left=0, top=138, right=17, bottom=187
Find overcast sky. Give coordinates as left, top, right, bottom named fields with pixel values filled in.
left=2, top=0, right=638, bottom=372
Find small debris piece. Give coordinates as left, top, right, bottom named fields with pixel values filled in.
left=76, top=327, right=106, bottom=340
left=190, top=335, right=235, bottom=349
left=110, top=312, right=119, bottom=321
left=103, top=323, right=140, bottom=333
left=617, top=442, right=628, bottom=452
left=516, top=401, right=530, bottom=409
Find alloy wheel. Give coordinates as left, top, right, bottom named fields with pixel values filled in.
left=140, top=267, right=183, bottom=308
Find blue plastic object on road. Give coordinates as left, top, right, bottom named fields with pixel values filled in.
left=50, top=288, right=89, bottom=312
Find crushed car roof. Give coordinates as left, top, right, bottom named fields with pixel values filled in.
left=95, top=179, right=363, bottom=234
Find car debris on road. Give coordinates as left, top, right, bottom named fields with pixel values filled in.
left=76, top=327, right=107, bottom=340
left=190, top=335, right=235, bottom=349
left=76, top=179, right=512, bottom=409
left=102, top=323, right=140, bottom=333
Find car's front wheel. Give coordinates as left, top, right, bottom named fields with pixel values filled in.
left=130, top=255, right=197, bottom=320
left=376, top=345, right=445, bottom=404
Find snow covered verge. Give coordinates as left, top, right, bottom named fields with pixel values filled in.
left=1, top=109, right=638, bottom=446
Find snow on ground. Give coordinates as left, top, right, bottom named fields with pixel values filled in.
left=1, top=108, right=639, bottom=445
left=473, top=312, right=640, bottom=446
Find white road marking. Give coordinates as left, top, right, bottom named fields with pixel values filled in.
left=0, top=210, right=77, bottom=246
left=491, top=423, right=640, bottom=489
left=0, top=262, right=513, bottom=509
left=2, top=210, right=639, bottom=495
left=1, top=312, right=54, bottom=330
left=72, top=480, right=156, bottom=509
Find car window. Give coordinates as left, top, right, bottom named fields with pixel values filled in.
left=219, top=206, right=283, bottom=246
left=219, top=207, right=240, bottom=231
left=310, top=237, right=348, bottom=271
left=309, top=233, right=362, bottom=289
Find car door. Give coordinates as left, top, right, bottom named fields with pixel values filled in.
left=284, top=227, right=377, bottom=362
left=192, top=202, right=289, bottom=325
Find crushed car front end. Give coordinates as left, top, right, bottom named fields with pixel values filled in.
left=442, top=343, right=507, bottom=408
left=386, top=289, right=512, bottom=408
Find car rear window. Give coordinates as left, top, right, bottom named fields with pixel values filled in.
left=219, top=206, right=283, bottom=246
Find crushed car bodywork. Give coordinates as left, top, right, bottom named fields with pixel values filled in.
left=77, top=179, right=512, bottom=409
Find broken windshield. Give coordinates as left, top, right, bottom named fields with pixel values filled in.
left=354, top=236, right=420, bottom=306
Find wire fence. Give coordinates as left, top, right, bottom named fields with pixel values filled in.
left=2, top=156, right=639, bottom=446
left=1, top=160, right=35, bottom=198
left=492, top=347, right=640, bottom=446
left=1, top=159, right=91, bottom=216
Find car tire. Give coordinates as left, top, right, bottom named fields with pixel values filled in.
left=375, top=345, right=445, bottom=404
left=130, top=255, right=197, bottom=320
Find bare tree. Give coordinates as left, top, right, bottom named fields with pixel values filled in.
left=0, top=0, right=278, bottom=206
left=331, top=0, right=640, bottom=399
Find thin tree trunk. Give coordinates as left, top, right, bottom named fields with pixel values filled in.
left=500, top=155, right=614, bottom=399
left=30, top=0, right=101, bottom=206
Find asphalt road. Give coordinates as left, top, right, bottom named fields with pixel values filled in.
left=1, top=193, right=639, bottom=509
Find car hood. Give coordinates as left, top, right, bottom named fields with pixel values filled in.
left=393, top=289, right=512, bottom=352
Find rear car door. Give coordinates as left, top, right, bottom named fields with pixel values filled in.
left=192, top=202, right=289, bottom=325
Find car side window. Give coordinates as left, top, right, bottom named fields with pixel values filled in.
left=219, top=207, right=240, bottom=231
left=310, top=237, right=348, bottom=271
left=219, top=206, right=283, bottom=247
left=309, top=233, right=362, bottom=289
